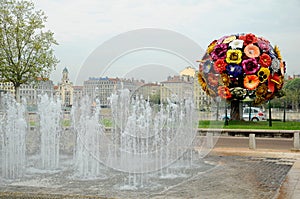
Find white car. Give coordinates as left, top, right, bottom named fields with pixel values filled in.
left=220, top=107, right=265, bottom=121
left=242, top=107, right=265, bottom=121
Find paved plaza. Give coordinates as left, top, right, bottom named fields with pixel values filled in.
left=1, top=145, right=300, bottom=199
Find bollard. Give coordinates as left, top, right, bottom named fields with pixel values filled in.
left=293, top=131, right=300, bottom=150
left=206, top=133, right=214, bottom=149
left=249, top=134, right=256, bottom=150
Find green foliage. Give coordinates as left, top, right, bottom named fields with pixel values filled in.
left=61, top=119, right=71, bottom=127
left=199, top=120, right=300, bottom=130
left=284, top=78, right=300, bottom=91
left=0, top=0, right=58, bottom=100
left=101, top=118, right=112, bottom=127
left=283, top=78, right=300, bottom=110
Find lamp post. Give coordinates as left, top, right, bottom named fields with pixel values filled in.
left=216, top=97, right=220, bottom=121
left=268, top=100, right=272, bottom=127
left=243, top=96, right=253, bottom=121
left=283, top=101, right=286, bottom=123
left=224, top=101, right=228, bottom=126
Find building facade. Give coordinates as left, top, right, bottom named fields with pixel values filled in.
left=83, top=77, right=144, bottom=107
left=160, top=75, right=194, bottom=103
left=0, top=79, right=54, bottom=104
left=193, top=71, right=212, bottom=111
left=57, top=67, right=74, bottom=107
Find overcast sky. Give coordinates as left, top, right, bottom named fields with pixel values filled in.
left=32, top=0, right=300, bottom=85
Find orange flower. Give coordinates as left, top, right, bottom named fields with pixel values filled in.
left=213, top=59, right=227, bottom=73
left=244, top=44, right=260, bottom=58
left=280, top=61, right=286, bottom=76
left=244, top=75, right=260, bottom=90
left=218, top=86, right=232, bottom=99
left=259, top=53, right=272, bottom=67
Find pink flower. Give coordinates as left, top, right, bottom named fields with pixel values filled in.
left=211, top=43, right=227, bottom=60
left=242, top=58, right=260, bottom=75
left=257, top=40, right=270, bottom=52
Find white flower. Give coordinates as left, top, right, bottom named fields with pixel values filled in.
left=271, top=58, right=280, bottom=73
left=229, top=39, right=244, bottom=49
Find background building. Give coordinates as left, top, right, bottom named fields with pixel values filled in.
left=57, top=67, right=73, bottom=107
left=193, top=71, right=212, bottom=111
left=160, top=75, right=193, bottom=103
left=83, top=77, right=144, bottom=107
left=0, top=78, right=54, bottom=104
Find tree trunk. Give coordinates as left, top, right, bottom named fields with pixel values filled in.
left=15, top=85, right=21, bottom=103
left=230, top=100, right=241, bottom=120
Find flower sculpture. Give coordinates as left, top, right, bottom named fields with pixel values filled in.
left=198, top=33, right=286, bottom=107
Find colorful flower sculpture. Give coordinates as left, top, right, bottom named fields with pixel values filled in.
left=198, top=33, right=285, bottom=105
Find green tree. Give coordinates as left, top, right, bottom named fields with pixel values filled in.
left=0, top=0, right=58, bottom=102
left=284, top=78, right=300, bottom=111
left=149, top=93, right=161, bottom=105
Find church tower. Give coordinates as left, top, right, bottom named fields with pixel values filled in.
left=62, top=67, right=69, bottom=83
left=58, top=67, right=73, bottom=107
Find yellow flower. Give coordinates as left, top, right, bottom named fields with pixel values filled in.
left=254, top=96, right=265, bottom=106
left=225, top=49, right=242, bottom=64
left=223, top=35, right=236, bottom=43
left=206, top=40, right=217, bottom=54
left=256, top=84, right=268, bottom=96
left=206, top=88, right=216, bottom=98
left=221, top=73, right=231, bottom=86
left=198, top=73, right=208, bottom=92
left=257, top=67, right=270, bottom=83
left=274, top=45, right=282, bottom=60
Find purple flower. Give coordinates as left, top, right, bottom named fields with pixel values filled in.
left=211, top=43, right=227, bottom=60
left=257, top=40, right=270, bottom=52
left=226, top=64, right=243, bottom=78
left=242, top=58, right=260, bottom=75
left=202, top=60, right=213, bottom=73
left=268, top=45, right=277, bottom=59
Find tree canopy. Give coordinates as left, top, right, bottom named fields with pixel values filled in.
left=0, top=0, right=58, bottom=101
left=284, top=78, right=300, bottom=110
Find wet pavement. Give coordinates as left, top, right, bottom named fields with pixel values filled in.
left=0, top=151, right=298, bottom=199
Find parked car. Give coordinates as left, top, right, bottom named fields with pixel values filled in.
left=242, top=107, right=265, bottom=121
left=220, top=107, right=265, bottom=121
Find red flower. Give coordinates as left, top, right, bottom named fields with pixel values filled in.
left=268, top=73, right=282, bottom=93
left=218, top=86, right=232, bottom=99
left=239, top=33, right=258, bottom=46
left=208, top=73, right=219, bottom=87
left=259, top=53, right=272, bottom=67
left=213, top=59, right=227, bottom=73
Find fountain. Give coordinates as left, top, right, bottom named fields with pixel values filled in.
left=38, top=94, right=61, bottom=169
left=0, top=95, right=27, bottom=179
left=73, top=96, right=104, bottom=178
left=0, top=89, right=220, bottom=198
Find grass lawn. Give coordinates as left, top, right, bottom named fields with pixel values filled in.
left=199, top=120, right=300, bottom=130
